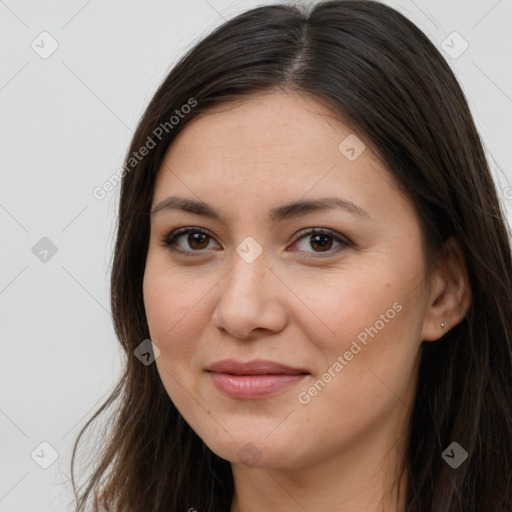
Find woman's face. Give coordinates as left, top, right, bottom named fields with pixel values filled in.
left=143, top=91, right=433, bottom=470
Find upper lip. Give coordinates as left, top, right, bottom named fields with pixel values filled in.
left=206, top=359, right=309, bottom=375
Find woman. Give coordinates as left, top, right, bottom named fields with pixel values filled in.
left=71, top=1, right=512, bottom=511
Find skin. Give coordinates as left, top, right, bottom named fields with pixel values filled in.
left=143, top=91, right=471, bottom=512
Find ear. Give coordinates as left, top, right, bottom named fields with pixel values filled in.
left=421, top=236, right=472, bottom=342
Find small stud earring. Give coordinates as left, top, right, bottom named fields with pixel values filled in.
left=441, top=322, right=445, bottom=328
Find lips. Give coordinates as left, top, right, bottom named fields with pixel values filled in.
left=205, top=359, right=310, bottom=399
left=205, top=358, right=309, bottom=376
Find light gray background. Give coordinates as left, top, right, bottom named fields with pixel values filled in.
left=1, top=1, right=511, bottom=511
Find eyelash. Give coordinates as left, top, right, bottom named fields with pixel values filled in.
left=159, top=226, right=352, bottom=258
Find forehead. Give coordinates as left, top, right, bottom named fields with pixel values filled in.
left=152, top=91, right=411, bottom=225
left=161, top=91, right=374, bottom=167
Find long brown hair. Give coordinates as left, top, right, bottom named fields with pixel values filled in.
left=71, top=1, right=512, bottom=510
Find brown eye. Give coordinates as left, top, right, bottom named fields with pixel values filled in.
left=291, top=228, right=350, bottom=256
left=306, top=233, right=334, bottom=252
left=186, top=232, right=209, bottom=250
left=161, top=227, right=219, bottom=255
left=160, top=226, right=351, bottom=258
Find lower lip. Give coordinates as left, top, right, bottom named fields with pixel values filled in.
left=207, top=372, right=308, bottom=399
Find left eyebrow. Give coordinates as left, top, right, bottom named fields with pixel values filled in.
left=150, top=195, right=372, bottom=222
left=269, top=197, right=372, bottom=222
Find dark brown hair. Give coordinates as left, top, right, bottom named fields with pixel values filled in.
left=71, top=1, right=512, bottom=510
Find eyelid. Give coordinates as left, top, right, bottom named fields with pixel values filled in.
left=291, top=227, right=352, bottom=247
left=160, top=226, right=352, bottom=257
left=160, top=227, right=217, bottom=253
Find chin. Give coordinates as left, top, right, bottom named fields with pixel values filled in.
left=203, top=434, right=301, bottom=469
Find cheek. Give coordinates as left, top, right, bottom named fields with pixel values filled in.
left=142, top=258, right=217, bottom=367
left=142, top=261, right=207, bottom=410
left=144, top=257, right=196, bottom=333
left=287, top=268, right=398, bottom=347
left=290, top=267, right=420, bottom=403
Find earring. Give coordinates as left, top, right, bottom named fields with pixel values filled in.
left=441, top=322, right=445, bottom=328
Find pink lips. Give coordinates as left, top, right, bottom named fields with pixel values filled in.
left=205, top=359, right=309, bottom=399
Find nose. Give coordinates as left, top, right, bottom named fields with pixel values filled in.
left=211, top=249, right=288, bottom=340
